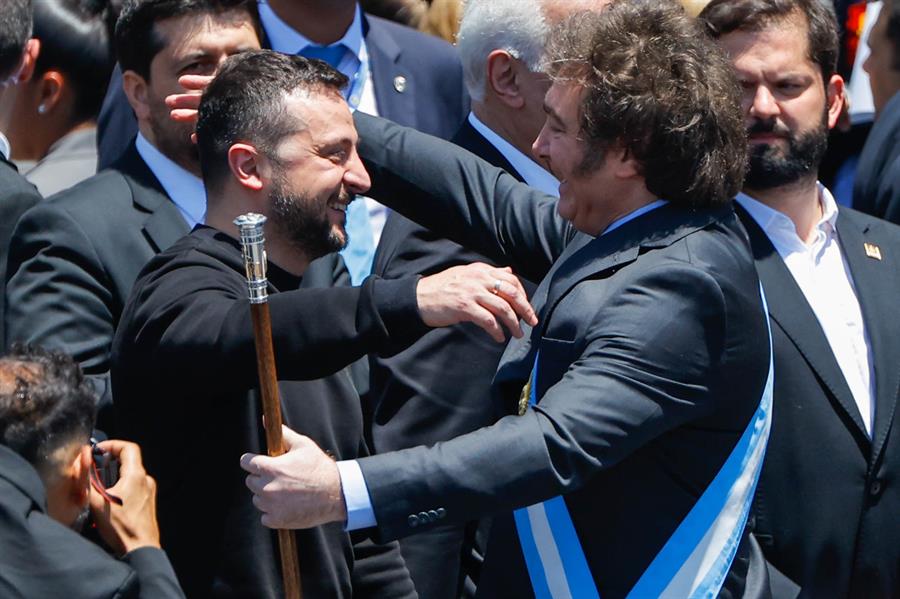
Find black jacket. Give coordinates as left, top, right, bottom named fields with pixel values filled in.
left=0, top=444, right=184, bottom=598
left=112, top=226, right=426, bottom=598
left=740, top=206, right=900, bottom=598
left=0, top=155, right=41, bottom=346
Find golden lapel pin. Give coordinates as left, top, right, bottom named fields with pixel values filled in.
left=864, top=242, right=883, bottom=260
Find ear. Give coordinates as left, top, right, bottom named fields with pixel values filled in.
left=825, top=73, right=845, bottom=131
left=16, top=38, right=40, bottom=84
left=67, top=445, right=92, bottom=508
left=122, top=69, right=151, bottom=121
left=608, top=144, right=642, bottom=180
left=486, top=50, right=525, bottom=109
left=36, top=70, right=65, bottom=115
left=227, top=143, right=266, bottom=192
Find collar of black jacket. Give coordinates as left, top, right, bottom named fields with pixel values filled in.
left=0, top=444, right=48, bottom=511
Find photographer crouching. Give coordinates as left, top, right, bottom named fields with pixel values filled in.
left=0, top=344, right=184, bottom=597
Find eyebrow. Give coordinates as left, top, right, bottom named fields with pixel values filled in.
left=543, top=102, right=565, bottom=126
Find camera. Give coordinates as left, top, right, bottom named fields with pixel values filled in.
left=91, top=437, right=119, bottom=488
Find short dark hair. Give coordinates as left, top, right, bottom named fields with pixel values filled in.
left=0, top=344, right=96, bottom=476
left=114, top=0, right=258, bottom=80
left=699, top=0, right=840, bottom=81
left=544, top=0, right=747, bottom=208
left=32, top=0, right=115, bottom=121
left=196, top=50, right=349, bottom=192
left=0, top=0, right=32, bottom=80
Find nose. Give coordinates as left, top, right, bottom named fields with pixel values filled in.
left=862, top=52, right=872, bottom=76
left=532, top=121, right=550, bottom=164
left=344, top=148, right=371, bottom=194
left=748, top=84, right=779, bottom=120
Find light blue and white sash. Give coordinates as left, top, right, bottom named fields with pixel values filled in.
left=514, top=284, right=773, bottom=598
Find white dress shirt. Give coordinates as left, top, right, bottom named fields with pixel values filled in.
left=337, top=199, right=668, bottom=531
left=468, top=113, right=560, bottom=196
left=258, top=1, right=388, bottom=242
left=135, top=133, right=206, bottom=228
left=737, top=186, right=875, bottom=435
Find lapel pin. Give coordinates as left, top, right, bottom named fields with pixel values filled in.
left=393, top=75, right=407, bottom=93
left=864, top=242, right=883, bottom=260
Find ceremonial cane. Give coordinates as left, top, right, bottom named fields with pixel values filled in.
left=235, top=213, right=303, bottom=599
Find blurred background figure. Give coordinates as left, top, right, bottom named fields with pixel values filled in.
left=360, top=0, right=427, bottom=28
left=5, top=0, right=114, bottom=196
left=419, top=0, right=462, bottom=43
left=853, top=0, right=900, bottom=221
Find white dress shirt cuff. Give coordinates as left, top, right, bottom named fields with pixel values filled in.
left=336, top=459, right=377, bottom=531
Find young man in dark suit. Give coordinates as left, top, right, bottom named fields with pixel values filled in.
left=701, top=1, right=900, bottom=596
left=4, top=0, right=262, bottom=431
left=241, top=3, right=775, bottom=597
left=0, top=0, right=42, bottom=346
left=111, top=50, right=534, bottom=598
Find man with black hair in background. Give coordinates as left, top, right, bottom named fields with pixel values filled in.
left=0, top=344, right=184, bottom=598
left=0, top=0, right=42, bottom=346
left=701, top=1, right=900, bottom=595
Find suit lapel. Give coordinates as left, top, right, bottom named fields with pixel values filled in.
left=114, top=143, right=191, bottom=253
left=542, top=204, right=722, bottom=328
left=836, top=211, right=900, bottom=464
left=364, top=16, right=416, bottom=128
left=738, top=207, right=870, bottom=442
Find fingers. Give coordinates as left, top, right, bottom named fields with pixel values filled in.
left=97, top=439, right=143, bottom=475
left=475, top=290, right=524, bottom=340
left=177, top=74, right=213, bottom=91
left=280, top=425, right=305, bottom=450
left=489, top=271, right=538, bottom=327
left=240, top=452, right=265, bottom=474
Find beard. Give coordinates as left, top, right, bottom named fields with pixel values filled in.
left=269, top=173, right=350, bottom=261
left=743, top=110, right=829, bottom=190
left=148, top=98, right=199, bottom=171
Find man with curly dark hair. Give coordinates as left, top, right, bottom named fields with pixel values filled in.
left=0, top=344, right=183, bottom=597
left=240, top=1, right=776, bottom=597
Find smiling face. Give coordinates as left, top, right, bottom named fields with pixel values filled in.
left=127, top=10, right=260, bottom=173
left=265, top=91, right=371, bottom=260
left=717, top=13, right=843, bottom=191
left=532, top=81, right=628, bottom=235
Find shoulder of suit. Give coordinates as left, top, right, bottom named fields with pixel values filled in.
left=366, top=14, right=461, bottom=63
left=840, top=205, right=900, bottom=239
left=30, top=168, right=135, bottom=218
left=0, top=159, right=41, bottom=199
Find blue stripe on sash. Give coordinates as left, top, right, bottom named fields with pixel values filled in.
left=515, top=506, right=555, bottom=599
left=514, top=283, right=773, bottom=599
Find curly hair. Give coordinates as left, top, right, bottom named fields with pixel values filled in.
left=0, top=344, right=96, bottom=475
left=545, top=0, right=747, bottom=208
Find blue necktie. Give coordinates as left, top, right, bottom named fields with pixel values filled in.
left=299, top=44, right=376, bottom=285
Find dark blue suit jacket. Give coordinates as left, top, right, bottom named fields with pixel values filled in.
left=352, top=113, right=772, bottom=598
left=96, top=11, right=468, bottom=168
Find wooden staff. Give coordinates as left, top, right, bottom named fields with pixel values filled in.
left=234, top=213, right=303, bottom=599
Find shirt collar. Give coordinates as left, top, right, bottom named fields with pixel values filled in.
left=736, top=182, right=838, bottom=243
left=467, top=112, right=560, bottom=197
left=258, top=1, right=364, bottom=61
left=0, top=132, right=10, bottom=161
left=603, top=199, right=669, bottom=236
left=135, top=132, right=206, bottom=227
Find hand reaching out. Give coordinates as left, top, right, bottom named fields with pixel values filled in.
left=416, top=263, right=538, bottom=342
